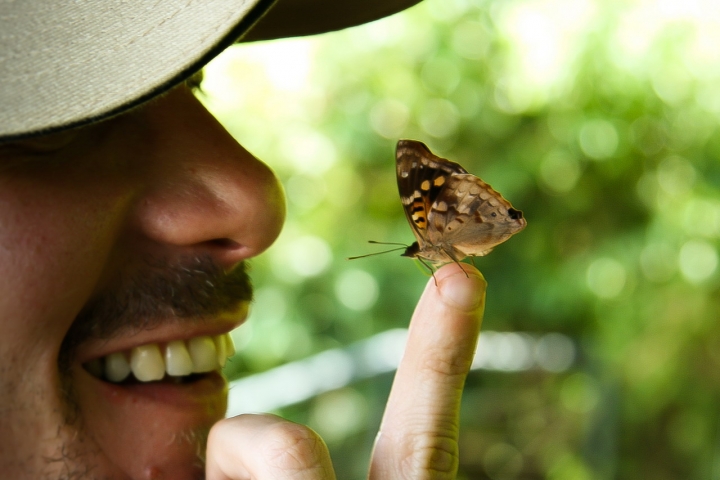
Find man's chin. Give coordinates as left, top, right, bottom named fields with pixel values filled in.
left=70, top=363, right=227, bottom=479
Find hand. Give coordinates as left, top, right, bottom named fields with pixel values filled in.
left=206, top=262, right=486, bottom=479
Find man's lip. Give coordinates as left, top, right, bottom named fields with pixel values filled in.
left=74, top=301, right=249, bottom=364
left=78, top=366, right=229, bottom=409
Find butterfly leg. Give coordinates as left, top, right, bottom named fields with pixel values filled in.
left=443, top=248, right=469, bottom=278
left=416, top=257, right=438, bottom=286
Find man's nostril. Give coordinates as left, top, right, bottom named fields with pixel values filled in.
left=208, top=238, right=241, bottom=249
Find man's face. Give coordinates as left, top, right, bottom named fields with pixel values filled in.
left=0, top=85, right=285, bottom=479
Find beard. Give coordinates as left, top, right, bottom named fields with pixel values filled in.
left=51, top=255, right=252, bottom=478
left=60, top=255, right=252, bottom=366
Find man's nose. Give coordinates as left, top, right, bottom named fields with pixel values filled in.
left=131, top=86, right=286, bottom=268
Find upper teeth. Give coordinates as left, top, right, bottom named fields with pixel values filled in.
left=84, top=333, right=235, bottom=383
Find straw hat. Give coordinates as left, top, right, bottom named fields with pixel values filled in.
left=0, top=0, right=421, bottom=140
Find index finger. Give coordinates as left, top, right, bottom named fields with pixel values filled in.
left=369, top=262, right=486, bottom=479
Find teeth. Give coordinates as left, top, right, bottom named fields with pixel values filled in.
left=188, top=336, right=218, bottom=373
left=85, top=333, right=235, bottom=383
left=225, top=333, right=236, bottom=357
left=214, top=335, right=227, bottom=368
left=105, top=352, right=131, bottom=382
left=165, top=340, right=193, bottom=376
left=130, top=344, right=165, bottom=382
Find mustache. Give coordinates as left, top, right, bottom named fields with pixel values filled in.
left=60, top=256, right=252, bottom=362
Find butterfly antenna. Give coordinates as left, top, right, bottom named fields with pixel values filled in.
left=347, top=241, right=408, bottom=260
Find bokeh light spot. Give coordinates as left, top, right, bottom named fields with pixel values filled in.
left=451, top=80, right=483, bottom=118
left=280, top=130, right=337, bottom=175
left=479, top=332, right=535, bottom=371
left=586, top=257, right=626, bottom=299
left=418, top=98, right=460, bottom=138
left=310, top=388, right=369, bottom=443
left=335, top=269, right=379, bottom=311
left=683, top=199, right=720, bottom=237
left=560, top=373, right=600, bottom=414
left=483, top=442, right=524, bottom=480
left=451, top=20, right=490, bottom=59
left=652, top=64, right=692, bottom=106
left=539, top=150, right=582, bottom=193
left=578, top=119, right=618, bottom=160
left=285, top=236, right=332, bottom=278
left=535, top=333, right=576, bottom=372
left=286, top=174, right=327, bottom=210
left=369, top=98, right=410, bottom=138
left=656, top=155, right=696, bottom=197
left=421, top=57, right=461, bottom=95
left=494, top=77, right=538, bottom=114
left=679, top=239, right=718, bottom=284
left=495, top=0, right=596, bottom=91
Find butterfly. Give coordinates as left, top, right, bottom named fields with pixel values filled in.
left=395, top=139, right=526, bottom=269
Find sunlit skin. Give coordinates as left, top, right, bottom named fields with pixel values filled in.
left=0, top=82, right=486, bottom=479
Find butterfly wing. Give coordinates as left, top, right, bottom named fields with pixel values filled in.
left=396, top=140, right=467, bottom=245
left=426, top=174, right=526, bottom=257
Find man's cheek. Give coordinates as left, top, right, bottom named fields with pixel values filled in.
left=0, top=177, right=132, bottom=352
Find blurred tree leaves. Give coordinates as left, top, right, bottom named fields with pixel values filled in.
left=201, top=0, right=720, bottom=477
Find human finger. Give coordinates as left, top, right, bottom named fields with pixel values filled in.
left=205, top=413, right=337, bottom=480
left=369, top=262, right=486, bottom=479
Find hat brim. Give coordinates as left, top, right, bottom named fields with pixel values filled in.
left=1, top=0, right=421, bottom=140
left=244, top=0, right=422, bottom=42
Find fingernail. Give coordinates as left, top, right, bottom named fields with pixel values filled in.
left=439, top=271, right=486, bottom=311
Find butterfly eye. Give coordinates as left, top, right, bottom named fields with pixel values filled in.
left=508, top=208, right=523, bottom=220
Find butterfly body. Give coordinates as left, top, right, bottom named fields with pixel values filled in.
left=396, top=140, right=526, bottom=266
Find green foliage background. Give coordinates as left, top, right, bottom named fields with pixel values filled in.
left=200, top=0, right=720, bottom=478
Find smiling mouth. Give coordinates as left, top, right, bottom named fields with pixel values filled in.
left=83, top=333, right=235, bottom=384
